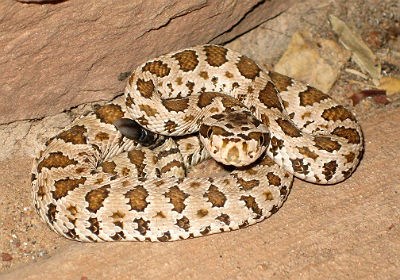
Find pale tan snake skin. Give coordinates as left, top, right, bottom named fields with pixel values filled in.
left=32, top=45, right=363, bottom=242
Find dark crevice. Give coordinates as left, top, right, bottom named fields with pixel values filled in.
left=210, top=0, right=287, bottom=44
left=16, top=0, right=68, bottom=4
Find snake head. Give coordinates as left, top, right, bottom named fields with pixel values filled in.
left=199, top=111, right=270, bottom=167
left=114, top=118, right=160, bottom=147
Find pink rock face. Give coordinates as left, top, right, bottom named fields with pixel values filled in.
left=0, top=0, right=293, bottom=124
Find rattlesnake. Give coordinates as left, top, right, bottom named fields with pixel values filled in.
left=31, top=45, right=363, bottom=242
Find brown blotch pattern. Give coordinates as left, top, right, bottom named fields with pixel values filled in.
left=164, top=120, right=178, bottom=133
left=270, top=205, right=279, bottom=214
left=211, top=76, right=219, bottom=85
left=297, top=146, right=319, bottom=160
left=200, top=226, right=211, bottom=235
left=269, top=136, right=284, bottom=156
left=111, top=212, right=125, bottom=229
left=57, top=125, right=87, bottom=144
left=65, top=229, right=78, bottom=240
left=172, top=50, right=199, bottom=72
left=158, top=231, right=172, bottom=242
left=197, top=92, right=217, bottom=108
left=199, top=71, right=209, bottom=80
left=323, top=160, right=338, bottom=181
left=276, top=118, right=302, bottom=137
left=176, top=216, right=190, bottom=231
left=197, top=209, right=209, bottom=218
left=344, top=152, right=356, bottom=163
left=322, top=106, right=355, bottom=122
left=160, top=160, right=184, bottom=174
left=36, top=185, right=46, bottom=200
left=138, top=104, right=158, bottom=117
left=314, top=136, right=341, bottom=152
left=164, top=186, right=189, bottom=213
left=101, top=161, right=117, bottom=175
left=95, top=104, right=124, bottom=124
left=237, top=177, right=259, bottom=190
left=260, top=156, right=276, bottom=167
left=204, top=45, right=228, bottom=67
left=236, top=55, right=261, bottom=80
left=125, top=185, right=149, bottom=212
left=128, top=149, right=146, bottom=177
left=183, top=114, right=195, bottom=123
left=187, top=182, right=200, bottom=189
left=155, top=211, right=166, bottom=219
left=301, top=112, right=311, bottom=119
left=225, top=71, right=233, bottom=78
left=88, top=217, right=100, bottom=235
left=121, top=167, right=130, bottom=176
left=342, top=169, right=353, bottom=180
left=175, top=77, right=183, bottom=85
left=157, top=147, right=181, bottom=159
left=267, top=172, right=281, bottom=186
left=258, top=82, right=283, bottom=111
left=240, top=195, right=262, bottom=219
left=125, top=94, right=134, bottom=108
left=263, top=191, right=274, bottom=201
left=111, top=232, right=126, bottom=241
left=268, top=71, right=293, bottom=92
left=332, top=126, right=361, bottom=144
left=136, top=116, right=149, bottom=126
left=53, top=177, right=86, bottom=200
left=299, top=87, right=329, bottom=106
left=85, top=185, right=110, bottom=213
left=95, top=132, right=110, bottom=141
left=280, top=184, right=289, bottom=197
left=136, top=78, right=155, bottom=98
left=134, top=217, right=150, bottom=235
left=67, top=205, right=78, bottom=216
left=162, top=98, right=189, bottom=112
left=186, top=81, right=195, bottom=93
left=46, top=203, right=57, bottom=224
left=291, top=158, right=310, bottom=176
left=204, top=185, right=227, bottom=207
left=142, top=60, right=171, bottom=77
left=220, top=95, right=242, bottom=108
left=37, top=152, right=78, bottom=172
left=239, top=220, right=249, bottom=229
left=216, top=213, right=231, bottom=225
left=260, top=113, right=270, bottom=126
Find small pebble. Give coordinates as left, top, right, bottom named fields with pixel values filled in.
left=1, top=252, right=13, bottom=261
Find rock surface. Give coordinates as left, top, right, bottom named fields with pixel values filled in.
left=0, top=0, right=292, bottom=124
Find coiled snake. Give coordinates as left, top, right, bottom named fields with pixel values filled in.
left=32, top=45, right=363, bottom=242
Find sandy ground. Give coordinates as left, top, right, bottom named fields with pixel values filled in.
left=1, top=0, right=399, bottom=279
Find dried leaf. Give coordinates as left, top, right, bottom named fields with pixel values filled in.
left=351, top=89, right=389, bottom=105
left=330, top=15, right=381, bottom=81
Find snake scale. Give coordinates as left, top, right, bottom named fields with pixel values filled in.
left=32, top=45, right=363, bottom=242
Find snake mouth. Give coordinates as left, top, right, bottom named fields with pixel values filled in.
left=203, top=135, right=267, bottom=167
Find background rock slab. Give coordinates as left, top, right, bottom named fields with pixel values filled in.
left=0, top=0, right=292, bottom=124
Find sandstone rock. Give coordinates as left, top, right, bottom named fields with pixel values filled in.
left=0, top=0, right=294, bottom=124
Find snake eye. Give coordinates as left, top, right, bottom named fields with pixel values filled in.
left=207, top=127, right=213, bottom=138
